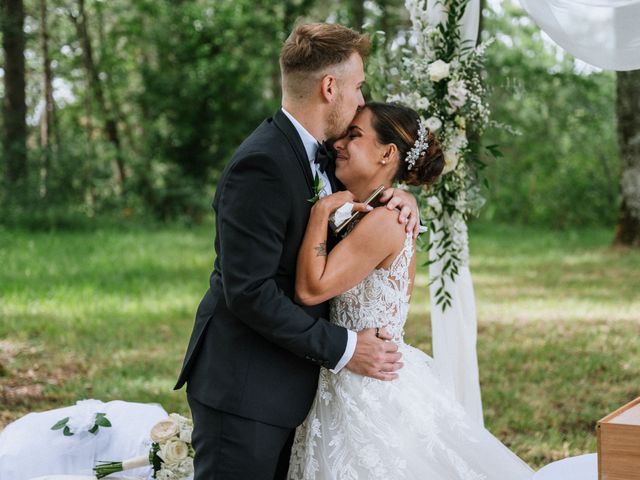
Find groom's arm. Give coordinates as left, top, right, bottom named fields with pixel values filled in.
left=216, top=152, right=347, bottom=369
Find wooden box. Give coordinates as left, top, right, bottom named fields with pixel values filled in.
left=598, top=397, right=640, bottom=480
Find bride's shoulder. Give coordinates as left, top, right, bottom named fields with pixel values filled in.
left=353, top=206, right=408, bottom=248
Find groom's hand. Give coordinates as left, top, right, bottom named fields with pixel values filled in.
left=345, top=328, right=403, bottom=381
left=379, top=188, right=421, bottom=239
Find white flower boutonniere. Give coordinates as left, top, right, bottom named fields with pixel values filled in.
left=307, top=172, right=326, bottom=204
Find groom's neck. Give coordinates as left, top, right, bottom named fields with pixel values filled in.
left=281, top=102, right=327, bottom=142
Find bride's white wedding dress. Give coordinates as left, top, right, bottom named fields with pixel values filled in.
left=288, top=233, right=535, bottom=480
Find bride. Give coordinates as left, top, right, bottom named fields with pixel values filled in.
left=287, top=102, right=535, bottom=479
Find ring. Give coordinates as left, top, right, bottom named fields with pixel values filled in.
left=375, top=327, right=380, bottom=338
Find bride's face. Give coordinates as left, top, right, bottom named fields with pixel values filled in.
left=333, top=109, right=392, bottom=192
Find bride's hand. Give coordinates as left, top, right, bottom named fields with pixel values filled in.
left=313, top=191, right=373, bottom=217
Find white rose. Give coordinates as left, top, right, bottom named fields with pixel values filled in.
left=425, top=116, right=442, bottom=132
left=389, top=67, right=399, bottom=76
left=416, top=97, right=430, bottom=110
left=428, top=60, right=450, bottom=82
left=447, top=80, right=468, bottom=109
left=442, top=149, right=459, bottom=174
left=175, top=457, right=194, bottom=476
left=449, top=129, right=468, bottom=151
left=179, top=427, right=192, bottom=443
left=169, top=412, right=189, bottom=422
left=151, top=419, right=179, bottom=443
left=158, top=439, right=189, bottom=465
left=156, top=469, right=173, bottom=480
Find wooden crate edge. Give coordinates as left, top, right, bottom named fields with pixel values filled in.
left=598, top=397, right=640, bottom=425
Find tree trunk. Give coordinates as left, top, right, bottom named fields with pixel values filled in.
left=614, top=70, right=640, bottom=247
left=349, top=0, right=365, bottom=29
left=39, top=0, right=56, bottom=197
left=69, top=0, right=126, bottom=185
left=1, top=0, right=28, bottom=186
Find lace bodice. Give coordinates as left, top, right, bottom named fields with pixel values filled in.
left=330, top=233, right=414, bottom=342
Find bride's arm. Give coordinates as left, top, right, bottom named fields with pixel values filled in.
left=296, top=192, right=407, bottom=306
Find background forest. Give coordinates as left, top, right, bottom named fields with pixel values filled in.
left=0, top=0, right=628, bottom=231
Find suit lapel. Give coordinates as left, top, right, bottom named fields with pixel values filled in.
left=273, top=109, right=315, bottom=196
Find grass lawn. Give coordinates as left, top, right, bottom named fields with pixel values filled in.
left=1, top=221, right=639, bottom=469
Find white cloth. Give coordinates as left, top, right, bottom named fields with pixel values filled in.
left=422, top=0, right=485, bottom=426
left=0, top=400, right=167, bottom=480
left=289, top=233, right=534, bottom=479
left=518, top=0, right=640, bottom=71
left=281, top=107, right=357, bottom=373
left=429, top=262, right=484, bottom=425
left=428, top=216, right=484, bottom=426
left=534, top=453, right=597, bottom=480
left=427, top=0, right=481, bottom=46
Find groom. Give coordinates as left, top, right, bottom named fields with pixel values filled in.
left=175, top=23, right=419, bottom=479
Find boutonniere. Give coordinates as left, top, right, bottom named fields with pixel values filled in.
left=307, top=172, right=326, bottom=204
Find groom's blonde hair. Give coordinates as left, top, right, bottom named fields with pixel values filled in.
left=280, top=23, right=370, bottom=100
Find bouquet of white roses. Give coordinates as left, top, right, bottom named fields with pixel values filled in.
left=94, top=413, right=194, bottom=480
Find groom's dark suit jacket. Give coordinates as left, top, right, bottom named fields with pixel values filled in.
left=175, top=109, right=348, bottom=429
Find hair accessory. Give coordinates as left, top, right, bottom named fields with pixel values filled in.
left=405, top=118, right=429, bottom=170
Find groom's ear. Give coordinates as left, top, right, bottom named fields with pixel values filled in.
left=321, top=74, right=337, bottom=103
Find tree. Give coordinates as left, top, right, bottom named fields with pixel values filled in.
left=39, top=0, right=56, bottom=197
left=614, top=70, right=640, bottom=246
left=479, top=0, right=618, bottom=228
left=1, top=0, right=28, bottom=187
left=68, top=0, right=126, bottom=186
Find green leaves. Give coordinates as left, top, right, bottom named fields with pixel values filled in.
left=51, top=412, right=112, bottom=437
left=51, top=417, right=73, bottom=436
left=88, top=413, right=112, bottom=434
left=307, top=172, right=325, bottom=204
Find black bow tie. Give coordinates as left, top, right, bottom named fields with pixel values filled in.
left=314, top=142, right=334, bottom=174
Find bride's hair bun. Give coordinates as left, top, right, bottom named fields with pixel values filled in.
left=365, top=102, right=444, bottom=187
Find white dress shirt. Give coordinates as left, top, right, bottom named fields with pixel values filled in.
left=281, top=108, right=357, bottom=374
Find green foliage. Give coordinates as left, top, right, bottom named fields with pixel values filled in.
left=2, top=0, right=286, bottom=223
left=479, top=0, right=618, bottom=228
left=0, top=0, right=622, bottom=228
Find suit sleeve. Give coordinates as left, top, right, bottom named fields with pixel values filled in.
left=216, top=152, right=348, bottom=369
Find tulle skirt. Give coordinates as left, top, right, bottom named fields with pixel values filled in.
left=288, top=343, right=535, bottom=480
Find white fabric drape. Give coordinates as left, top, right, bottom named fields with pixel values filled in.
left=428, top=219, right=484, bottom=426
left=518, top=0, right=640, bottom=71
left=425, top=0, right=485, bottom=426
left=0, top=400, right=167, bottom=480
left=426, top=0, right=481, bottom=46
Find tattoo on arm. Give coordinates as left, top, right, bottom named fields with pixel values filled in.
left=314, top=241, right=327, bottom=257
